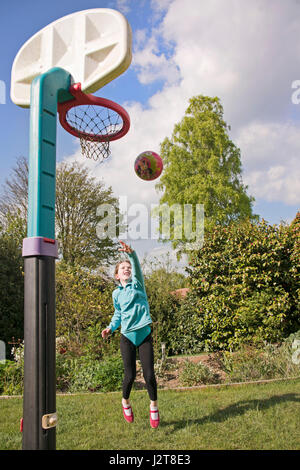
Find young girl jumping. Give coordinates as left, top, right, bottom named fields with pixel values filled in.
left=101, top=241, right=159, bottom=428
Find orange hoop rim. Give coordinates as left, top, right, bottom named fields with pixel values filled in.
left=57, top=83, right=130, bottom=142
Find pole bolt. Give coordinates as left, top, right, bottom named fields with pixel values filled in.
left=42, top=413, right=58, bottom=429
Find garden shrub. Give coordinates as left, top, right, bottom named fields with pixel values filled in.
left=221, top=340, right=300, bottom=383
left=169, top=292, right=205, bottom=355
left=80, top=324, right=120, bottom=360
left=0, top=226, right=24, bottom=358
left=56, top=262, right=117, bottom=355
left=0, top=360, right=23, bottom=395
left=92, top=355, right=124, bottom=392
left=56, top=353, right=124, bottom=393
left=179, top=360, right=220, bottom=386
left=143, top=256, right=186, bottom=356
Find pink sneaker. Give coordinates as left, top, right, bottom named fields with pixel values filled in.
left=122, top=404, right=134, bottom=423
left=150, top=408, right=160, bottom=428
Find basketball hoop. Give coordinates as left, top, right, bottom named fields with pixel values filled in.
left=58, top=83, right=130, bottom=162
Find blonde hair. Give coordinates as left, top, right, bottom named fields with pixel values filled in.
left=114, top=260, right=132, bottom=279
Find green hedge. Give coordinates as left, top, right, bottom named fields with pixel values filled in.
left=0, top=230, right=24, bottom=357
left=0, top=352, right=124, bottom=395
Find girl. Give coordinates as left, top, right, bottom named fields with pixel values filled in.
left=101, top=241, right=159, bottom=428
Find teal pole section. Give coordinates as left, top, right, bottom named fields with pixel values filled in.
left=27, top=67, right=72, bottom=239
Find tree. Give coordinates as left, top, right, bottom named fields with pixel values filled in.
left=0, top=157, right=122, bottom=268
left=55, top=161, right=122, bottom=268
left=0, top=229, right=24, bottom=357
left=0, top=156, right=28, bottom=236
left=174, top=218, right=300, bottom=352
left=155, top=96, right=257, bottom=249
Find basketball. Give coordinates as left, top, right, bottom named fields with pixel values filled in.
left=134, top=151, right=163, bottom=181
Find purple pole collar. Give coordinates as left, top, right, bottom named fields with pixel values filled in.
left=22, top=237, right=59, bottom=258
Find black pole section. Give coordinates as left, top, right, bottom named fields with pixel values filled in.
left=22, top=255, right=56, bottom=450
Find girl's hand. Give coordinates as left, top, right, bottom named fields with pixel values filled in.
left=101, top=328, right=111, bottom=339
left=118, top=240, right=133, bottom=254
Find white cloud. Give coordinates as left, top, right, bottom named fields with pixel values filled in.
left=135, top=29, right=147, bottom=48
left=133, top=31, right=180, bottom=86
left=245, top=166, right=300, bottom=205
left=236, top=121, right=300, bottom=169
left=150, top=0, right=174, bottom=12
left=154, top=0, right=300, bottom=126
left=114, top=0, right=131, bottom=14
left=236, top=120, right=300, bottom=204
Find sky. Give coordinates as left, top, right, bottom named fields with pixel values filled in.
left=1, top=0, right=300, bottom=270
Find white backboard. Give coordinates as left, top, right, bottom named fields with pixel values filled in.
left=11, top=8, right=132, bottom=107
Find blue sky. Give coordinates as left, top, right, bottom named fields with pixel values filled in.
left=1, top=0, right=300, bottom=266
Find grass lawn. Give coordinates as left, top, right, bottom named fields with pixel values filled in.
left=1, top=378, right=300, bottom=450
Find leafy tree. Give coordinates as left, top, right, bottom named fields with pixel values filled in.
left=155, top=96, right=257, bottom=249
left=289, top=211, right=300, bottom=317
left=0, top=156, right=28, bottom=226
left=55, top=161, right=122, bottom=268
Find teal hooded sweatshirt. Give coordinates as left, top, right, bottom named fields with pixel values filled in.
left=108, top=251, right=152, bottom=338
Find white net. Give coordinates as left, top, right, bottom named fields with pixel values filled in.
left=65, top=104, right=124, bottom=162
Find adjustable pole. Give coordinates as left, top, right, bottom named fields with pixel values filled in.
left=22, top=68, right=72, bottom=450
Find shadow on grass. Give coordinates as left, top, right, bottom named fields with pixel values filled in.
left=160, top=393, right=300, bottom=431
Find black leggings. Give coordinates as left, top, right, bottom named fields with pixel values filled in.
left=120, top=333, right=157, bottom=401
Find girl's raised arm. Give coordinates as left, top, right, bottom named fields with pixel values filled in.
left=118, top=241, right=145, bottom=291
